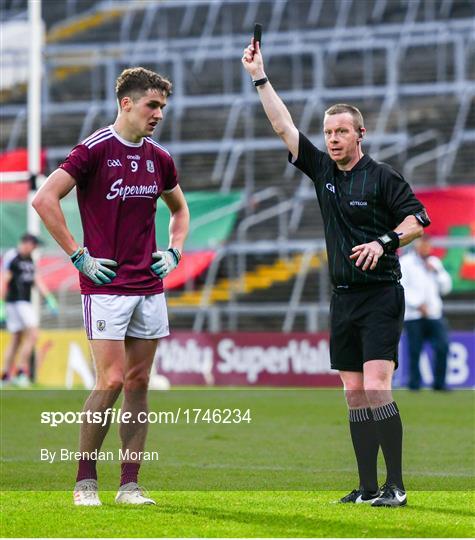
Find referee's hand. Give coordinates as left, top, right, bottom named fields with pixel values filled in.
left=242, top=39, right=265, bottom=79
left=350, top=241, right=384, bottom=271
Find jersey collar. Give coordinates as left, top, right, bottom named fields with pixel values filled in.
left=334, top=154, right=371, bottom=176
left=109, top=125, right=144, bottom=148
left=350, top=154, right=371, bottom=171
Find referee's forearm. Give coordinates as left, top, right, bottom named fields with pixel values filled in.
left=256, top=80, right=294, bottom=136
left=394, top=215, right=424, bottom=247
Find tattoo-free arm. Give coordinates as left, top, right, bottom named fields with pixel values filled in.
left=350, top=215, right=424, bottom=271
left=31, top=169, right=79, bottom=256
left=395, top=215, right=424, bottom=247
left=160, top=185, right=190, bottom=254
left=241, top=40, right=299, bottom=158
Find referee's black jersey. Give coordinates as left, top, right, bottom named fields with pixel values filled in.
left=2, top=249, right=36, bottom=302
left=289, top=132, right=426, bottom=288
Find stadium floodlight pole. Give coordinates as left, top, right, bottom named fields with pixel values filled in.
left=27, top=0, right=44, bottom=238
left=27, top=0, right=44, bottom=383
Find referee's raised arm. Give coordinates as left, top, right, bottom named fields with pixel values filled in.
left=242, top=39, right=299, bottom=159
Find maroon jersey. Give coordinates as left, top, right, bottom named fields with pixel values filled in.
left=60, top=125, right=178, bottom=295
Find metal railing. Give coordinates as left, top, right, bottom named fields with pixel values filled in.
left=2, top=16, right=473, bottom=190
left=2, top=3, right=474, bottom=196
left=189, top=236, right=475, bottom=333
left=33, top=235, right=475, bottom=332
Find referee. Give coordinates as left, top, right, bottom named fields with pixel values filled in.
left=242, top=39, right=430, bottom=507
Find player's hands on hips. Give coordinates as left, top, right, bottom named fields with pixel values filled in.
left=242, top=39, right=265, bottom=79
left=350, top=241, right=384, bottom=271
left=151, top=248, right=181, bottom=279
left=70, top=247, right=118, bottom=285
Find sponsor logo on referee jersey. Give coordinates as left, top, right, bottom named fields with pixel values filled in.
left=325, top=183, right=335, bottom=193
left=106, top=178, right=159, bottom=201
left=349, top=200, right=368, bottom=206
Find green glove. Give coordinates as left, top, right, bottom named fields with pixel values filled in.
left=70, top=247, right=118, bottom=285
left=151, top=248, right=181, bottom=278
left=0, top=299, right=5, bottom=323
left=45, top=294, right=58, bottom=315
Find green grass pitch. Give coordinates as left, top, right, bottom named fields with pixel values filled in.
left=1, top=388, right=474, bottom=537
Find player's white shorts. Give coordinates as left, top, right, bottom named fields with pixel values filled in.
left=6, top=301, right=38, bottom=333
left=81, top=294, right=169, bottom=340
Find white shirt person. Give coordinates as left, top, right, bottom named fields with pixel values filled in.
left=400, top=236, right=452, bottom=390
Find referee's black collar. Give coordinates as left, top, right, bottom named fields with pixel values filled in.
left=351, top=154, right=372, bottom=170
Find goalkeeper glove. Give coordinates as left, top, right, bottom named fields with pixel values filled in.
left=70, top=247, right=118, bottom=285
left=45, top=293, right=58, bottom=315
left=151, top=248, right=181, bottom=278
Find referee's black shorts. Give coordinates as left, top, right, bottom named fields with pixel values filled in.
left=329, top=283, right=405, bottom=372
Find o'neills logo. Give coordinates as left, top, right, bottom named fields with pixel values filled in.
left=106, top=178, right=158, bottom=201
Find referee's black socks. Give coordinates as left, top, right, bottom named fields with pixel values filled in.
left=348, top=407, right=379, bottom=493
left=372, top=401, right=405, bottom=490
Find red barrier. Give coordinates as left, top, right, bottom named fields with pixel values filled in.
left=37, top=251, right=217, bottom=292
left=416, top=185, right=475, bottom=236
left=155, top=332, right=341, bottom=387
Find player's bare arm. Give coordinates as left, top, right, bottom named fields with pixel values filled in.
left=151, top=186, right=190, bottom=279
left=350, top=215, right=424, bottom=271
left=34, top=274, right=58, bottom=314
left=32, top=169, right=78, bottom=256
left=0, top=270, right=12, bottom=300
left=33, top=169, right=117, bottom=285
left=161, top=185, right=190, bottom=254
left=241, top=39, right=299, bottom=158
left=34, top=274, right=50, bottom=297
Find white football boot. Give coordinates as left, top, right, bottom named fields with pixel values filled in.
left=115, top=482, right=156, bottom=505
left=73, top=479, right=102, bottom=506
left=13, top=373, right=31, bottom=388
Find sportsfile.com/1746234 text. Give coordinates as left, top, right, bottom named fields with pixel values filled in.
left=40, top=408, right=252, bottom=427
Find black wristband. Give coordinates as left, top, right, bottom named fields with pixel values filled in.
left=253, top=77, right=268, bottom=87
left=376, top=231, right=400, bottom=253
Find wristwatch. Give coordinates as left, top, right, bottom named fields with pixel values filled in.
left=376, top=231, right=400, bottom=253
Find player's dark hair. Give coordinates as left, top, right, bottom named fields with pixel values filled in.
left=324, top=103, right=364, bottom=132
left=115, top=67, right=172, bottom=103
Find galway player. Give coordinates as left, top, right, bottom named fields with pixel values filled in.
left=33, top=67, right=190, bottom=505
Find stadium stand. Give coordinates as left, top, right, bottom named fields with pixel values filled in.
left=1, top=0, right=474, bottom=332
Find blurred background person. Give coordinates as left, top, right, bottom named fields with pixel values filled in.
left=400, top=235, right=453, bottom=391
left=0, top=233, right=58, bottom=386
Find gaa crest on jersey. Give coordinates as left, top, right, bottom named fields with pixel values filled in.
left=97, top=320, right=106, bottom=332
left=146, top=160, right=155, bottom=173
left=107, top=159, right=122, bottom=167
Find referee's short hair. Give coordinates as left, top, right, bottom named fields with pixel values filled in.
left=325, top=104, right=364, bottom=132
